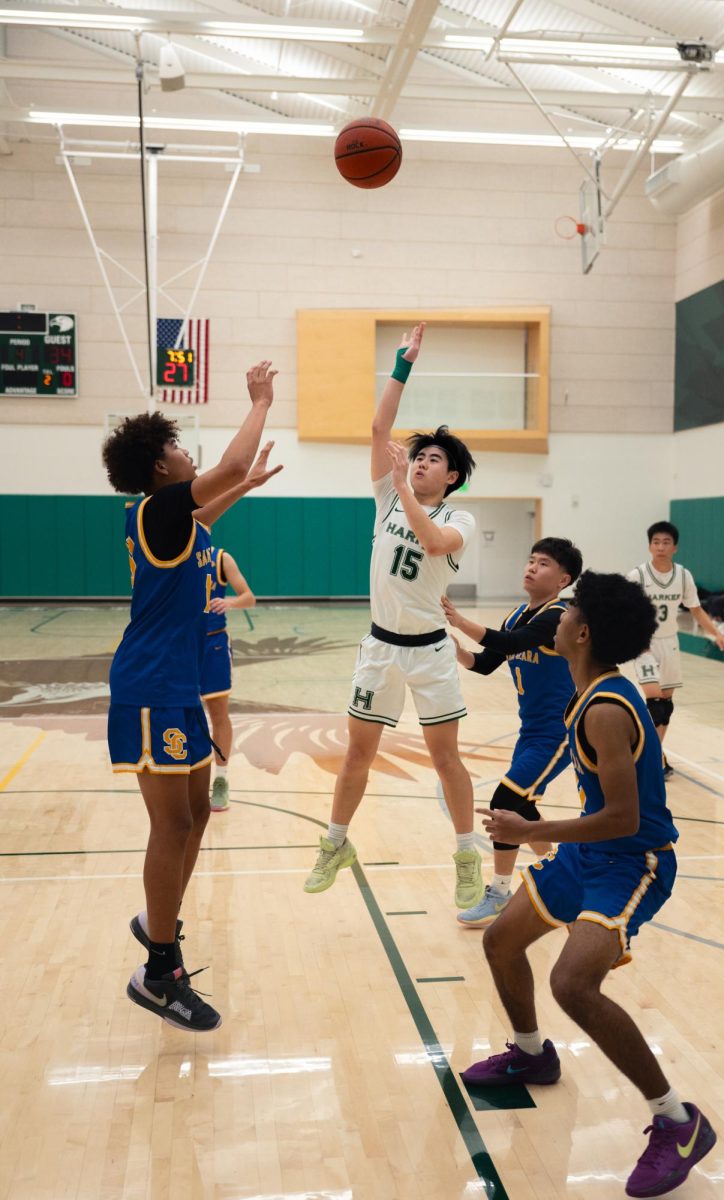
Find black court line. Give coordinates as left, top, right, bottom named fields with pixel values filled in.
left=386, top=910, right=428, bottom=915
left=650, top=921, right=724, bottom=952
left=0, top=843, right=319, bottom=859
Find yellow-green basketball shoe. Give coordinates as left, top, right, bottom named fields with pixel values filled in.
left=453, top=848, right=483, bottom=908
left=304, top=836, right=357, bottom=893
left=210, top=777, right=229, bottom=813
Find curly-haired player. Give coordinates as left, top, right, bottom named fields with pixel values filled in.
left=103, top=362, right=280, bottom=1034
left=462, top=571, right=716, bottom=1198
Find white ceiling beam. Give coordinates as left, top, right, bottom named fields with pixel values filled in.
left=3, top=59, right=724, bottom=113
left=373, top=0, right=440, bottom=119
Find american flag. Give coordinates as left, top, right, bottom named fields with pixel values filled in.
left=156, top=317, right=210, bottom=405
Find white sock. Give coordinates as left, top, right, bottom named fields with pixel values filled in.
left=215, top=765, right=228, bottom=780
left=648, top=1088, right=689, bottom=1124
left=456, top=831, right=476, bottom=852
left=514, top=1030, right=544, bottom=1056
left=327, top=822, right=348, bottom=848
left=492, top=873, right=513, bottom=894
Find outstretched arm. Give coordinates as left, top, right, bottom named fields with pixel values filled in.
left=482, top=704, right=639, bottom=846
left=193, top=441, right=282, bottom=527
left=371, top=323, right=425, bottom=482
left=190, top=362, right=277, bottom=507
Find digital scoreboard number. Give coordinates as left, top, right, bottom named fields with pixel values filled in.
left=157, top=347, right=196, bottom=388
left=0, top=312, right=78, bottom=397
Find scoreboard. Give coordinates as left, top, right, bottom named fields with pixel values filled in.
left=0, top=311, right=77, bottom=397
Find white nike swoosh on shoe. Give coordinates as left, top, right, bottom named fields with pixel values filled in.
left=133, top=970, right=168, bottom=1006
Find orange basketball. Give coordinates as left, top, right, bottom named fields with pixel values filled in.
left=334, top=118, right=402, bottom=189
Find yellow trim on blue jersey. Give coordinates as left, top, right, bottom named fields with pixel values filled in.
left=124, top=500, right=137, bottom=509
left=574, top=692, right=645, bottom=774
left=136, top=495, right=197, bottom=569
left=110, top=709, right=213, bottom=775
left=500, top=775, right=531, bottom=798
left=197, top=520, right=211, bottom=534
left=576, top=851, right=659, bottom=965
left=200, top=688, right=232, bottom=700
left=521, top=866, right=566, bottom=929
left=215, top=547, right=228, bottom=587
left=564, top=670, right=621, bottom=729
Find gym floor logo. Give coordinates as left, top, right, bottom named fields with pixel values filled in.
left=0, top=641, right=509, bottom=780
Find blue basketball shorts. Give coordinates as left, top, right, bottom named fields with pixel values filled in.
left=502, top=734, right=570, bottom=801
left=108, top=704, right=213, bottom=775
left=522, top=842, right=677, bottom=966
left=200, top=630, right=232, bottom=700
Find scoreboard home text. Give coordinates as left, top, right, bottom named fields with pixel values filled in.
left=0, top=312, right=77, bottom=397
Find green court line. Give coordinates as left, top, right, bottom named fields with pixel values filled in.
left=363, top=860, right=399, bottom=866
left=29, top=609, right=68, bottom=633
left=350, top=857, right=511, bottom=1197
left=386, top=910, right=428, bottom=915
left=416, top=976, right=465, bottom=983
left=243, top=610, right=255, bottom=632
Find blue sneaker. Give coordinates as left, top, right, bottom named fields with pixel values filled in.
left=457, top=885, right=512, bottom=927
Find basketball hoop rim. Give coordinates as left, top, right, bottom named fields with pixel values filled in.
left=555, top=215, right=585, bottom=241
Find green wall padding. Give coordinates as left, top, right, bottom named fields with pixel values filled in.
left=0, top=495, right=376, bottom=598
left=670, top=496, right=724, bottom=593
left=675, top=281, right=724, bottom=432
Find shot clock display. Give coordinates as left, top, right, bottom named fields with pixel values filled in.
left=0, top=312, right=77, bottom=397
left=157, top=346, right=195, bottom=388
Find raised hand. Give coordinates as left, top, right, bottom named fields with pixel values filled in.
left=398, top=322, right=425, bottom=364
left=244, top=440, right=283, bottom=492
left=386, top=440, right=410, bottom=490
left=246, top=360, right=278, bottom=406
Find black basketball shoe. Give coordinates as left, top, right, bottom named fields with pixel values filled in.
left=127, top=965, right=222, bottom=1032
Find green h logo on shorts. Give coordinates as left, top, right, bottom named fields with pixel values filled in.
left=353, top=687, right=374, bottom=711
left=641, top=664, right=657, bottom=678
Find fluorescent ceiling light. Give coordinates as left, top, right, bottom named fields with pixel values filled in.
left=204, top=21, right=364, bottom=41
left=443, top=35, right=494, bottom=51
left=28, top=111, right=334, bottom=136
left=400, top=128, right=683, bottom=152
left=20, top=111, right=684, bottom=152
left=0, top=7, right=152, bottom=28
left=499, top=38, right=684, bottom=62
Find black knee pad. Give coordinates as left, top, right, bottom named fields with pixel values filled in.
left=646, top=697, right=674, bottom=728
left=491, top=782, right=540, bottom=850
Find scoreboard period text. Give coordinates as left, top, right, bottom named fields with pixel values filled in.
left=0, top=312, right=77, bottom=397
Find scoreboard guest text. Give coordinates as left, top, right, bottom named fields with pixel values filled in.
left=0, top=312, right=77, bottom=397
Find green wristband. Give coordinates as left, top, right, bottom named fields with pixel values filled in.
left=391, top=348, right=413, bottom=384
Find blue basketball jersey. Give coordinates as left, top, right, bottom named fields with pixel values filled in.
left=109, top=496, right=213, bottom=706
left=206, top=547, right=229, bottom=635
left=505, top=600, right=574, bottom=739
left=565, top=671, right=678, bottom=854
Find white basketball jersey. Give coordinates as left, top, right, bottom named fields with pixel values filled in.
left=628, top=561, right=699, bottom=638
left=370, top=473, right=475, bottom=635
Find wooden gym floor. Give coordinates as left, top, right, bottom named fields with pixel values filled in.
left=0, top=601, right=722, bottom=1200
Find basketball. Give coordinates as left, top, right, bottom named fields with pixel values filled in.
left=334, top=118, right=402, bottom=189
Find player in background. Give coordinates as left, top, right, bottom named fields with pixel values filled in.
left=202, top=544, right=255, bottom=813
left=102, top=362, right=278, bottom=1033
left=628, top=521, right=724, bottom=779
left=461, top=571, right=716, bottom=1199
left=304, top=323, right=483, bottom=909
left=443, top=537, right=581, bottom=927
